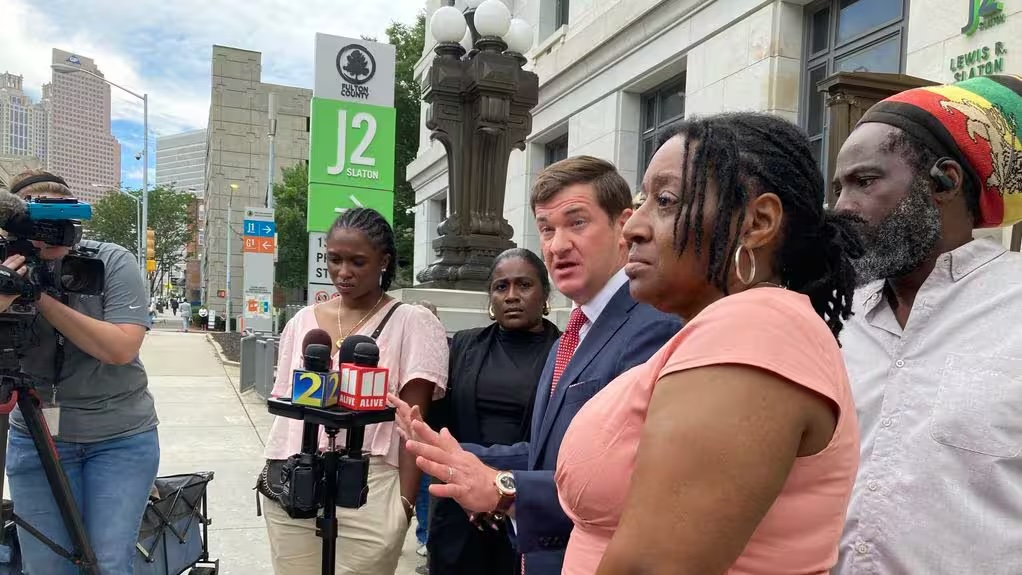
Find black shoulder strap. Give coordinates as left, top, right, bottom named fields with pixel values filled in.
left=53, top=293, right=71, bottom=385
left=371, top=301, right=403, bottom=340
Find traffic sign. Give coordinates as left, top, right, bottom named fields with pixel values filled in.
left=244, top=220, right=276, bottom=238
left=307, top=184, right=394, bottom=232
left=307, top=231, right=336, bottom=305
left=309, top=98, right=396, bottom=193
left=243, top=206, right=276, bottom=332
left=244, top=236, right=276, bottom=254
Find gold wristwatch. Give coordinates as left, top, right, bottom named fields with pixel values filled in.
left=491, top=471, right=517, bottom=519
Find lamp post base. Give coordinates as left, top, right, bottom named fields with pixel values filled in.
left=415, top=233, right=515, bottom=292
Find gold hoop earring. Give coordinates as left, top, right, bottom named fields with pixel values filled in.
left=542, top=302, right=550, bottom=316
left=488, top=304, right=496, bottom=321
left=734, top=244, right=756, bottom=286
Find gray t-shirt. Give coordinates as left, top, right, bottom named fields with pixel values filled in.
left=11, top=240, right=159, bottom=443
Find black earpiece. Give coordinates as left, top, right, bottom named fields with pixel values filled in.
left=930, top=157, right=956, bottom=191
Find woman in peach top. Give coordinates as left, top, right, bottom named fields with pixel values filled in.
left=554, top=112, right=863, bottom=574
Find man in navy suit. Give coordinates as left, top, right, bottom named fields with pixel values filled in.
left=394, top=156, right=680, bottom=575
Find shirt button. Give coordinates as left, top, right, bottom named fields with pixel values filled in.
left=895, top=359, right=905, bottom=368
left=868, top=480, right=879, bottom=491
left=882, top=418, right=893, bottom=427
left=857, top=543, right=869, bottom=554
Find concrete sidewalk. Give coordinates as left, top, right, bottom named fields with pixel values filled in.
left=142, top=327, right=424, bottom=574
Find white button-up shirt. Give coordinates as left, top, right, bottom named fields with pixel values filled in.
left=836, top=238, right=1022, bottom=574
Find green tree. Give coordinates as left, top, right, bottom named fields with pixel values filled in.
left=273, top=163, right=309, bottom=289
left=386, top=12, right=426, bottom=287
left=87, top=185, right=193, bottom=297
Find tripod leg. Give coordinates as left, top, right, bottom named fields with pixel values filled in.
left=18, top=392, right=100, bottom=575
left=0, top=410, right=9, bottom=517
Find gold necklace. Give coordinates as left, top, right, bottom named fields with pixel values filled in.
left=335, top=294, right=386, bottom=348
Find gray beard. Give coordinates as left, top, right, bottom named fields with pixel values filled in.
left=852, top=177, right=942, bottom=287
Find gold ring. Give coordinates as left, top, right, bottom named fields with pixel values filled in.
left=448, top=466, right=454, bottom=482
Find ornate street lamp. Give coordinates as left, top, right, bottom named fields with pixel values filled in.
left=415, top=0, right=538, bottom=291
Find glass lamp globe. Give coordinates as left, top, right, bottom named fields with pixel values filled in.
left=430, top=5, right=468, bottom=43
left=504, top=18, right=533, bottom=54
left=474, top=0, right=512, bottom=38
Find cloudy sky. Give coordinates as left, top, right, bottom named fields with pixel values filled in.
left=0, top=0, right=425, bottom=188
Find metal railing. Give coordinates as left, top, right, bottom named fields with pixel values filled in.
left=240, top=330, right=279, bottom=398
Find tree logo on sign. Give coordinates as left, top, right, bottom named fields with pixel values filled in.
left=337, top=44, right=376, bottom=85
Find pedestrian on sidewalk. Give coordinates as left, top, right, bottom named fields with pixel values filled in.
left=170, top=297, right=179, bottom=316
left=259, top=208, right=449, bottom=575
left=179, top=300, right=191, bottom=332
left=1, top=170, right=160, bottom=575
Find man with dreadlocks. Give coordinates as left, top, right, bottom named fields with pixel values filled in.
left=832, top=75, right=1022, bottom=574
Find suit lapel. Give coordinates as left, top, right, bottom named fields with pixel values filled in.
left=454, top=326, right=494, bottom=442
left=528, top=352, right=557, bottom=469
left=534, top=284, right=637, bottom=455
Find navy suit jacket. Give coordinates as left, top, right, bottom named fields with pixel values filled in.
left=464, top=283, right=682, bottom=575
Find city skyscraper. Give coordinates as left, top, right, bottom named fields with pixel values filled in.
left=48, top=49, right=121, bottom=205
left=156, top=129, right=206, bottom=195
left=0, top=72, right=50, bottom=164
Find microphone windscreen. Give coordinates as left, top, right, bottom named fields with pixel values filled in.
left=304, top=343, right=331, bottom=372
left=301, top=328, right=333, bottom=371
left=301, top=328, right=332, bottom=351
left=339, top=334, right=375, bottom=364
left=353, top=342, right=380, bottom=367
left=0, top=190, right=29, bottom=232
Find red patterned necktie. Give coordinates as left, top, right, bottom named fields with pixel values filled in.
left=522, top=308, right=586, bottom=574
left=549, top=307, right=587, bottom=397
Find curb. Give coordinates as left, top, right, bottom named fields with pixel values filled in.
left=206, top=334, right=241, bottom=367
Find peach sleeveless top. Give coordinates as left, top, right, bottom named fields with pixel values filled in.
left=555, top=288, right=859, bottom=574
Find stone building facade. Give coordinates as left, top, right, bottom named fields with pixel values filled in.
left=201, top=45, right=312, bottom=317
left=408, top=0, right=1022, bottom=280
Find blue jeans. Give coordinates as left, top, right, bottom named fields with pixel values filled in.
left=415, top=474, right=431, bottom=545
left=6, top=428, right=160, bottom=575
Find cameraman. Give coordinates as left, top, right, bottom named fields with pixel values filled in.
left=1, top=170, right=159, bottom=575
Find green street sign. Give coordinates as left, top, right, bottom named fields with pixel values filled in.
left=307, top=183, right=394, bottom=232
left=309, top=98, right=396, bottom=192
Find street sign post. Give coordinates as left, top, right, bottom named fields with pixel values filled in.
left=307, top=232, right=336, bottom=306
left=243, top=207, right=276, bottom=332
left=308, top=33, right=397, bottom=299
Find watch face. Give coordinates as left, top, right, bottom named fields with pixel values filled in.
left=497, top=472, right=516, bottom=494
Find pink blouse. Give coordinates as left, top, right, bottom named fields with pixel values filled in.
left=263, top=301, right=449, bottom=467
left=555, top=288, right=859, bottom=574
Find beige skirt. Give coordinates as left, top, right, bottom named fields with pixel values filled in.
left=262, top=457, right=410, bottom=575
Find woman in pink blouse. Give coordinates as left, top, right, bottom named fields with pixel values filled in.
left=554, top=113, right=863, bottom=574
left=260, top=208, right=448, bottom=575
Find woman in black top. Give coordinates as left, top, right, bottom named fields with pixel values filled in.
left=427, top=248, right=561, bottom=575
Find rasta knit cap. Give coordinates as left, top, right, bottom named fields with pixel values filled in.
left=857, top=74, right=1022, bottom=228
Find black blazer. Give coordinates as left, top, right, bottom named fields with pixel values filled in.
left=428, top=320, right=560, bottom=444
left=427, top=320, right=560, bottom=575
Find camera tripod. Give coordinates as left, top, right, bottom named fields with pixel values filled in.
left=0, top=374, right=99, bottom=574
left=268, top=398, right=395, bottom=575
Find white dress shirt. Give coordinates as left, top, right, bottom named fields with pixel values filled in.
left=575, top=268, right=629, bottom=343
left=836, top=238, right=1022, bottom=574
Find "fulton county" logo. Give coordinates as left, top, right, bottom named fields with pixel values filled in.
left=336, top=44, right=376, bottom=100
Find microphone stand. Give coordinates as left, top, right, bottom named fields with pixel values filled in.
left=267, top=398, right=388, bottom=575
left=318, top=425, right=367, bottom=575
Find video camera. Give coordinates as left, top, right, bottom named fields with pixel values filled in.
left=0, top=174, right=105, bottom=310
